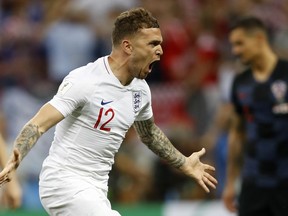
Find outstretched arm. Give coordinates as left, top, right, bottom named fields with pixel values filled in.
left=0, top=103, right=64, bottom=185
left=133, top=117, right=217, bottom=193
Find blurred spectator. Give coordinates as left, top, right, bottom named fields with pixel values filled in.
left=273, top=28, right=288, bottom=59
left=70, top=0, right=138, bottom=59
left=0, top=0, right=47, bottom=89
left=109, top=128, right=156, bottom=203
left=185, top=18, right=222, bottom=136
left=229, top=0, right=288, bottom=31
left=0, top=4, right=54, bottom=205
left=197, top=60, right=236, bottom=196
left=0, top=85, right=55, bottom=209
left=70, top=0, right=137, bottom=27
left=141, top=0, right=194, bottom=83
left=43, top=4, right=98, bottom=84
left=0, top=114, right=22, bottom=210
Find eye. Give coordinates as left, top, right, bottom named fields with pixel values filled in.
left=149, top=40, right=161, bottom=47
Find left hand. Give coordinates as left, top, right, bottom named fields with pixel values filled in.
left=179, top=148, right=217, bottom=193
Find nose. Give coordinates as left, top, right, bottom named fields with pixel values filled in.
left=156, top=46, right=163, bottom=57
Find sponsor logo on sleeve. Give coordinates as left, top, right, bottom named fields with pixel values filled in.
left=58, top=81, right=73, bottom=95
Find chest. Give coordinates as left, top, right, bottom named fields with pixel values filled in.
left=236, top=79, right=288, bottom=118
left=79, top=86, right=145, bottom=134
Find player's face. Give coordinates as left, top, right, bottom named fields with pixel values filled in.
left=229, top=28, right=260, bottom=65
left=129, top=28, right=163, bottom=79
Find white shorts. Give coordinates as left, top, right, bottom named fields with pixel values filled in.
left=39, top=171, right=120, bottom=216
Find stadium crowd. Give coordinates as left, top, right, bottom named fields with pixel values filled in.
left=0, top=0, right=288, bottom=210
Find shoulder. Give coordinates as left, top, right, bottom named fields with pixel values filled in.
left=56, top=57, right=108, bottom=97
left=271, top=59, right=288, bottom=80
left=64, top=57, right=107, bottom=84
left=133, top=78, right=150, bottom=89
left=276, top=59, right=288, bottom=71
left=133, top=79, right=151, bottom=94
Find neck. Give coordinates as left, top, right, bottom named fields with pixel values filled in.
left=108, top=51, right=133, bottom=86
left=251, top=48, right=277, bottom=82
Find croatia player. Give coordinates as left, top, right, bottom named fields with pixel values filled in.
left=0, top=8, right=217, bottom=215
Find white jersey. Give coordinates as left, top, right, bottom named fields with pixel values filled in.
left=39, top=56, right=153, bottom=191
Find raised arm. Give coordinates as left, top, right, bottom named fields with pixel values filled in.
left=133, top=117, right=217, bottom=193
left=0, top=103, right=64, bottom=185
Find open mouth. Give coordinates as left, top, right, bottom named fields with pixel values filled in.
left=149, top=60, right=159, bottom=71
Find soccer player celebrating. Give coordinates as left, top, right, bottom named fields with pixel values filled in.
left=0, top=8, right=217, bottom=215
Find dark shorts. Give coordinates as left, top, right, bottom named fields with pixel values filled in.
left=238, top=182, right=288, bottom=216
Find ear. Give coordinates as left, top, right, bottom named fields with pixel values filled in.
left=255, top=31, right=267, bottom=44
left=121, top=40, right=133, bottom=55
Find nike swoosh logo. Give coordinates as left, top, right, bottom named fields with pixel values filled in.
left=101, top=99, right=113, bottom=105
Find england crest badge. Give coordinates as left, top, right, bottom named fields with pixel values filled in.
left=271, top=80, right=288, bottom=114
left=132, top=91, right=142, bottom=112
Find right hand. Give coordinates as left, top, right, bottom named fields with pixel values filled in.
left=222, top=184, right=237, bottom=212
left=0, top=149, right=21, bottom=186
left=1, top=177, right=22, bottom=209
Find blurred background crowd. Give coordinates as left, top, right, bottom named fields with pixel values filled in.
left=1, top=0, right=288, bottom=211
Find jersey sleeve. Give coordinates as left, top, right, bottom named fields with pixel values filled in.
left=48, top=71, right=90, bottom=117
left=135, top=84, right=153, bottom=121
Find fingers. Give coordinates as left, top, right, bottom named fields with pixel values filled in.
left=204, top=172, right=218, bottom=185
left=198, top=179, right=210, bottom=193
left=0, top=180, right=10, bottom=190
left=202, top=164, right=217, bottom=191
left=196, top=167, right=218, bottom=193
left=0, top=170, right=12, bottom=185
left=204, top=164, right=215, bottom=171
left=203, top=174, right=217, bottom=189
left=186, top=149, right=218, bottom=193
left=197, top=172, right=218, bottom=193
left=223, top=195, right=237, bottom=212
left=0, top=175, right=11, bottom=185
left=222, top=186, right=237, bottom=212
left=226, top=201, right=237, bottom=212
left=196, top=148, right=206, bottom=157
